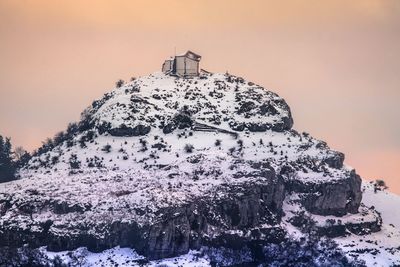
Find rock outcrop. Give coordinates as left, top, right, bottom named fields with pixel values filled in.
left=284, top=170, right=362, bottom=216
left=0, top=168, right=286, bottom=260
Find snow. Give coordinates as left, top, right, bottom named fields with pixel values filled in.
left=281, top=185, right=400, bottom=266
left=45, top=247, right=211, bottom=267
left=333, top=183, right=400, bottom=266
left=21, top=70, right=349, bottom=184
left=0, top=72, right=353, bottom=232
left=335, top=224, right=400, bottom=266
left=1, top=71, right=399, bottom=265
left=41, top=183, right=400, bottom=266
left=362, top=182, right=400, bottom=228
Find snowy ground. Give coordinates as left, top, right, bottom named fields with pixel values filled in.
left=22, top=72, right=349, bottom=185
left=2, top=72, right=399, bottom=266
left=334, top=182, right=400, bottom=266
left=39, top=182, right=400, bottom=266
left=362, top=182, right=400, bottom=229
left=0, top=71, right=356, bottom=247
left=45, top=247, right=211, bottom=267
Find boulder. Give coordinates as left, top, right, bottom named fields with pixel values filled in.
left=107, top=124, right=151, bottom=137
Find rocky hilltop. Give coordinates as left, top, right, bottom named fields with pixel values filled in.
left=0, top=72, right=399, bottom=266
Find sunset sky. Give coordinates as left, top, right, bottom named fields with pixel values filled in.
left=0, top=0, right=399, bottom=193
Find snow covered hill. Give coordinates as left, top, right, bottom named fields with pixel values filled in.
left=0, top=71, right=399, bottom=266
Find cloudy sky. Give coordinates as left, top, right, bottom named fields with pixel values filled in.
left=0, top=0, right=399, bottom=193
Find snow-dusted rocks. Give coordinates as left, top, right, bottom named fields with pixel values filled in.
left=0, top=72, right=399, bottom=265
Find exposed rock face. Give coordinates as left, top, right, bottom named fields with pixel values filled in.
left=0, top=171, right=286, bottom=260
left=285, top=170, right=362, bottom=216
left=288, top=203, right=382, bottom=239
left=107, top=124, right=151, bottom=137
left=316, top=215, right=382, bottom=238
left=0, top=72, right=370, bottom=261
left=144, top=180, right=285, bottom=259
left=322, top=151, right=345, bottom=169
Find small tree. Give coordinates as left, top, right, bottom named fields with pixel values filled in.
left=375, top=179, right=387, bottom=188
left=184, top=144, right=194, bottom=153
left=116, top=79, right=125, bottom=88
left=374, top=179, right=388, bottom=193
left=215, top=139, right=222, bottom=146
left=16, top=151, right=31, bottom=168
left=53, top=131, right=66, bottom=146
left=101, top=144, right=112, bottom=153
left=69, top=154, right=81, bottom=169
left=0, top=135, right=16, bottom=182
left=12, top=146, right=32, bottom=170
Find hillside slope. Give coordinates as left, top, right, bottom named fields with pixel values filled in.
left=0, top=71, right=399, bottom=266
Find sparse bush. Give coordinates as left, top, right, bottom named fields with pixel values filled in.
left=375, top=179, right=387, bottom=188
left=102, top=144, right=112, bottom=153
left=16, top=150, right=31, bottom=168
left=68, top=247, right=88, bottom=266
left=66, top=122, right=79, bottom=137
left=53, top=131, right=66, bottom=146
left=66, top=140, right=74, bottom=148
left=184, top=144, right=194, bottom=153
left=51, top=156, right=59, bottom=165
left=69, top=154, right=81, bottom=169
left=86, top=156, right=104, bottom=168
left=139, top=139, right=148, bottom=152
left=374, top=179, right=388, bottom=193
left=79, top=137, right=87, bottom=148
left=215, top=139, right=222, bottom=146
left=0, top=245, right=50, bottom=266
left=116, top=79, right=125, bottom=88
left=237, top=139, right=243, bottom=147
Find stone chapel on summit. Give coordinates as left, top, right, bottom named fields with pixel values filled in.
left=162, top=50, right=201, bottom=77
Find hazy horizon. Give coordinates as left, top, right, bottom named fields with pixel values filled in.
left=0, top=0, right=399, bottom=193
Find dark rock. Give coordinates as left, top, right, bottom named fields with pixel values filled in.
left=174, top=113, right=193, bottom=129
left=107, top=124, right=151, bottom=137
left=151, top=143, right=166, bottom=150
left=229, top=121, right=245, bottom=131
left=237, top=101, right=256, bottom=114
left=271, top=116, right=293, bottom=132
left=141, top=177, right=286, bottom=259
left=323, top=152, right=345, bottom=169
left=316, top=218, right=382, bottom=238
left=162, top=113, right=193, bottom=134
left=52, top=201, right=87, bottom=214
left=284, top=170, right=362, bottom=216
left=162, top=122, right=176, bottom=134
left=259, top=103, right=278, bottom=116
left=246, top=123, right=269, bottom=132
